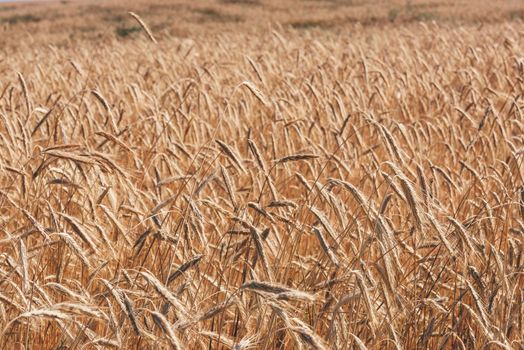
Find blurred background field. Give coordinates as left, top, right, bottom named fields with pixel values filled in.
left=2, top=0, right=524, bottom=46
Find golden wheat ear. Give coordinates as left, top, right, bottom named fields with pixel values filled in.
left=128, top=12, right=157, bottom=43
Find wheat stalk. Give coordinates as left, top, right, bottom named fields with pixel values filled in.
left=128, top=12, right=157, bottom=43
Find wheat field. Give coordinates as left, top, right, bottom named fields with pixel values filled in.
left=0, top=0, right=523, bottom=349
